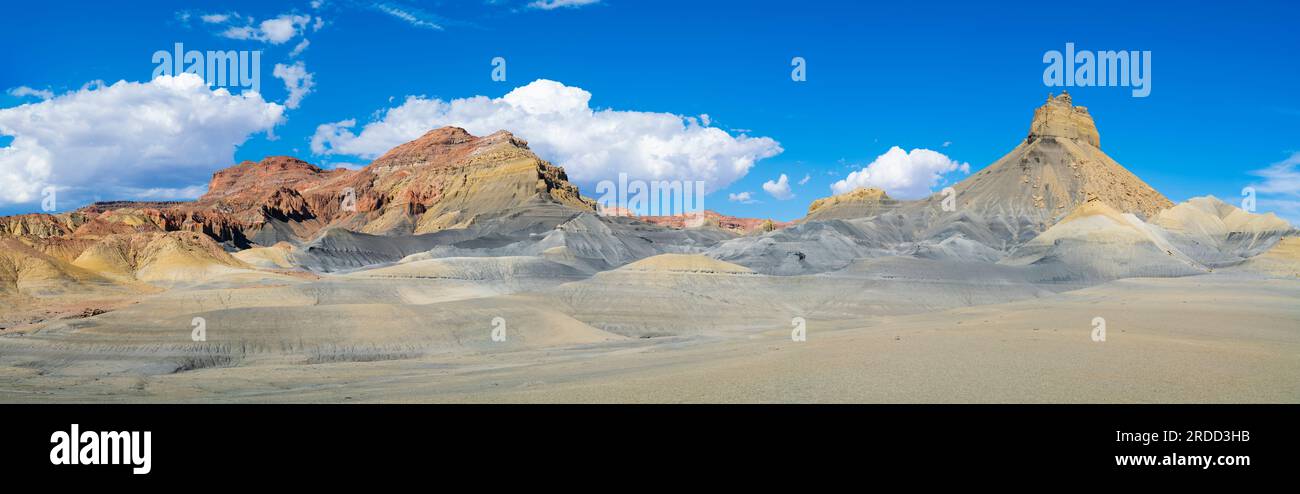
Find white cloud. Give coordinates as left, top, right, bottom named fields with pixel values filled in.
left=273, top=61, right=315, bottom=109
left=311, top=79, right=781, bottom=193
left=763, top=174, right=794, bottom=200
left=7, top=86, right=54, bottom=100
left=798, top=173, right=810, bottom=185
left=374, top=4, right=443, bottom=30
left=728, top=191, right=757, bottom=204
left=0, top=74, right=284, bottom=206
left=289, top=38, right=310, bottom=58
left=220, top=25, right=257, bottom=40
left=529, top=0, right=601, bottom=10
left=1250, top=152, right=1300, bottom=197
left=830, top=146, right=970, bottom=199
left=215, top=13, right=312, bottom=44
left=259, top=14, right=311, bottom=43
left=201, top=13, right=233, bottom=24
left=1249, top=152, right=1300, bottom=224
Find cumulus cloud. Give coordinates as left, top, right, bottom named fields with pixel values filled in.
left=529, top=0, right=601, bottom=10
left=7, top=86, right=54, bottom=100
left=0, top=74, right=284, bottom=207
left=830, top=146, right=970, bottom=199
left=311, top=79, right=781, bottom=193
left=210, top=13, right=314, bottom=44
left=762, top=174, right=794, bottom=200
left=273, top=61, right=315, bottom=109
left=728, top=191, right=757, bottom=204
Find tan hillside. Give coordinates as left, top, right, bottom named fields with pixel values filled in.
left=72, top=232, right=252, bottom=285
left=1153, top=196, right=1292, bottom=236
left=344, top=127, right=596, bottom=235
left=0, top=237, right=114, bottom=297
left=1233, top=237, right=1300, bottom=277
left=232, top=242, right=302, bottom=270
left=805, top=187, right=897, bottom=221
left=0, top=212, right=93, bottom=238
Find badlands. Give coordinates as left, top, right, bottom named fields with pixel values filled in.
left=1, top=93, right=1296, bottom=403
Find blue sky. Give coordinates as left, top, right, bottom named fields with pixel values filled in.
left=2, top=0, right=1298, bottom=222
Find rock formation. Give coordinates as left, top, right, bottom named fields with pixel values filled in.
left=805, top=187, right=897, bottom=221
left=935, top=91, right=1171, bottom=229
left=1000, top=198, right=1207, bottom=282
left=705, top=94, right=1215, bottom=274
left=0, top=127, right=614, bottom=278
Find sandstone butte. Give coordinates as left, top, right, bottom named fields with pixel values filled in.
left=805, top=91, right=1174, bottom=227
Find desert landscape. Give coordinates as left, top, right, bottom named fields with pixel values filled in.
left=2, top=93, right=1297, bottom=403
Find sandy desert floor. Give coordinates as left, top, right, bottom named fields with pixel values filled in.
left=2, top=267, right=1295, bottom=403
